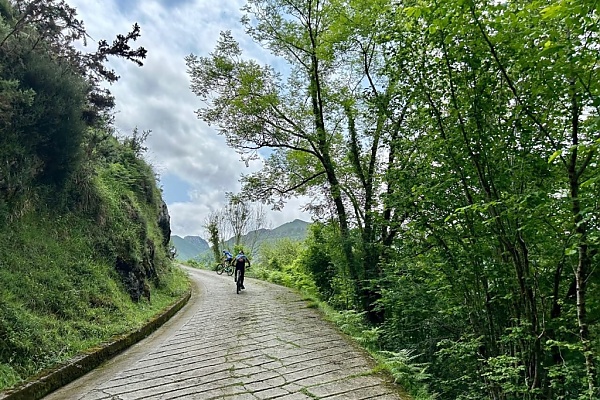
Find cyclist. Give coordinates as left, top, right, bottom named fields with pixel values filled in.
left=223, top=250, right=233, bottom=266
left=234, top=250, right=250, bottom=290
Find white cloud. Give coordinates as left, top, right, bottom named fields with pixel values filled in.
left=70, top=0, right=311, bottom=237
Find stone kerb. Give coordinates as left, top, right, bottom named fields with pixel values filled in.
left=0, top=290, right=192, bottom=400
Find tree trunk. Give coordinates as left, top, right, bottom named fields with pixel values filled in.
left=307, top=52, right=360, bottom=303
left=567, top=86, right=598, bottom=397
left=568, top=135, right=597, bottom=397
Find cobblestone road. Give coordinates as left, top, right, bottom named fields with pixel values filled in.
left=44, top=267, right=409, bottom=400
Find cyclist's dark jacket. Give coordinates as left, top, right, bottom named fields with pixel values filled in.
left=234, top=254, right=249, bottom=285
left=234, top=254, right=248, bottom=267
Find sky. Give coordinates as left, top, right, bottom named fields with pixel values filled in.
left=67, top=0, right=312, bottom=238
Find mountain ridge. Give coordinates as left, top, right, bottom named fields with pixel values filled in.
left=170, top=219, right=310, bottom=261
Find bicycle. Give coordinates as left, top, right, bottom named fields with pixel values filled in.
left=235, top=267, right=244, bottom=294
left=216, top=259, right=234, bottom=276
left=234, top=264, right=249, bottom=294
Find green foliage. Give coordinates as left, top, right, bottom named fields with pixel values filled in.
left=0, top=210, right=188, bottom=390
left=374, top=0, right=600, bottom=396
left=297, top=222, right=357, bottom=310
left=197, top=0, right=600, bottom=397
left=0, top=0, right=12, bottom=20
left=323, top=308, right=435, bottom=400
left=300, top=223, right=334, bottom=295
left=256, top=237, right=301, bottom=270
left=0, top=50, right=88, bottom=210
left=0, top=0, right=148, bottom=216
left=249, top=238, right=318, bottom=295
left=206, top=217, right=220, bottom=263
left=20, top=52, right=88, bottom=187
left=377, top=350, right=432, bottom=400
left=184, top=259, right=204, bottom=269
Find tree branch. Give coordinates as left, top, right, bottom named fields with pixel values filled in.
left=258, top=170, right=326, bottom=196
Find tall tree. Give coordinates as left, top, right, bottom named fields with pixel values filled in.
left=186, top=0, right=413, bottom=320
left=186, top=0, right=361, bottom=299
left=204, top=211, right=221, bottom=264
left=187, top=0, right=600, bottom=397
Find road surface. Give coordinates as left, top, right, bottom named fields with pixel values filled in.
left=44, top=267, right=408, bottom=400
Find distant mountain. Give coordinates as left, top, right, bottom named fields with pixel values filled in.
left=170, top=219, right=310, bottom=261
left=221, top=219, right=310, bottom=251
left=271, top=219, right=310, bottom=241
left=170, top=235, right=209, bottom=261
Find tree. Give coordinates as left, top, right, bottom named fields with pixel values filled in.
left=227, top=196, right=269, bottom=254
left=224, top=195, right=251, bottom=247
left=204, top=211, right=221, bottom=264
left=0, top=0, right=148, bottom=210
left=188, top=0, right=600, bottom=396
left=1, top=0, right=146, bottom=124
left=378, top=0, right=600, bottom=397
left=185, top=0, right=360, bottom=273
left=186, top=0, right=409, bottom=319
left=204, top=196, right=268, bottom=261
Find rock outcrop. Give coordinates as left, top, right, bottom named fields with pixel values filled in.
left=114, top=199, right=172, bottom=302
left=158, top=200, right=171, bottom=248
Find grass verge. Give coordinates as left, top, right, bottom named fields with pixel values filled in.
left=0, top=211, right=190, bottom=391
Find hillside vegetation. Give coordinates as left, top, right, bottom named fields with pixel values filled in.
left=0, top=0, right=188, bottom=391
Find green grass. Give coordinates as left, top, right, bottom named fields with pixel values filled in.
left=0, top=67, right=191, bottom=391
left=0, top=210, right=190, bottom=391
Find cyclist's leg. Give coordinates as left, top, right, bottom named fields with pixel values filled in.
left=239, top=266, right=245, bottom=289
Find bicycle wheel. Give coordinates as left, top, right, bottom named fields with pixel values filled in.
left=226, top=264, right=234, bottom=276
left=216, top=262, right=224, bottom=275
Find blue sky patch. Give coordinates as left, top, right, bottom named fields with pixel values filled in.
left=116, top=0, right=196, bottom=13
left=159, top=173, right=191, bottom=205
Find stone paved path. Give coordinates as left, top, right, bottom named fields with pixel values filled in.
left=44, top=267, right=409, bottom=400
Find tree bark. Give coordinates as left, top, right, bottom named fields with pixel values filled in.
left=567, top=87, right=597, bottom=397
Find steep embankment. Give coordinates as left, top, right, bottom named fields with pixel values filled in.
left=0, top=138, right=189, bottom=391
left=0, top=1, right=189, bottom=391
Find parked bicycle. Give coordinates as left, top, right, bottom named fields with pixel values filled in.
left=215, top=259, right=234, bottom=276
